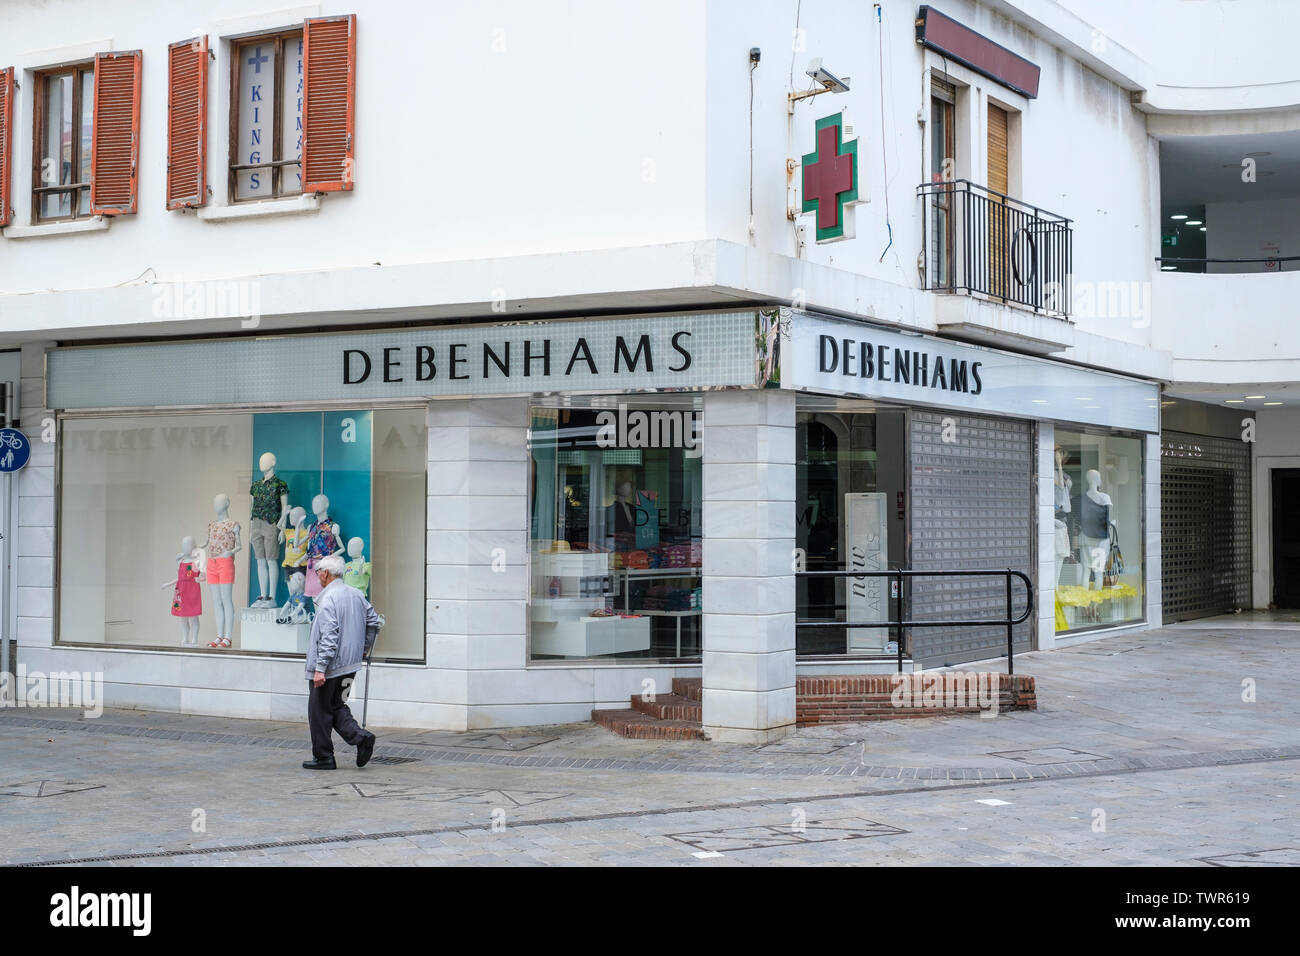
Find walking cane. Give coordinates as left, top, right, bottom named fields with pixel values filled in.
left=361, top=616, right=382, bottom=728
left=361, top=640, right=375, bottom=728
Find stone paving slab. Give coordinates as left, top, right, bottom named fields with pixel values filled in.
left=2, top=618, right=1298, bottom=866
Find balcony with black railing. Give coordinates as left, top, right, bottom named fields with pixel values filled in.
left=917, top=179, right=1073, bottom=318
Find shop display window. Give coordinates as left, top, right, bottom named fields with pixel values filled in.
left=1053, top=429, right=1145, bottom=633
left=57, top=407, right=426, bottom=660
left=528, top=400, right=702, bottom=660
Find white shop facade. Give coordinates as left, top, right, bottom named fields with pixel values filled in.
left=28, top=307, right=1160, bottom=738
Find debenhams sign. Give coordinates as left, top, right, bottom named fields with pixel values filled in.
left=46, top=311, right=759, bottom=410
left=789, top=313, right=1160, bottom=433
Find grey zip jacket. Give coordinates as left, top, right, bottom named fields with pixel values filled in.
left=305, top=579, right=382, bottom=679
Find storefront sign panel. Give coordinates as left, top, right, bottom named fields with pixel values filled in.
left=47, top=311, right=760, bottom=410
left=790, top=313, right=1159, bottom=432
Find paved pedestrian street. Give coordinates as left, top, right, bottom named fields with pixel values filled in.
left=2, top=616, right=1297, bottom=867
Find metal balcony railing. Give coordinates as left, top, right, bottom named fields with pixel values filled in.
left=918, top=179, right=1073, bottom=317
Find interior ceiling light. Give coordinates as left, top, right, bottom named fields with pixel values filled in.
left=1200, top=226, right=1207, bottom=231
left=1170, top=214, right=1189, bottom=220
left=1161, top=265, right=1177, bottom=270
left=1161, top=401, right=1176, bottom=407
left=1264, top=402, right=1284, bottom=406
left=1224, top=399, right=1245, bottom=404
left=1245, top=395, right=1265, bottom=399
left=1185, top=220, right=1203, bottom=226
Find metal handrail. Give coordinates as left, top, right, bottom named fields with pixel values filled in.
left=796, top=568, right=1034, bottom=674
left=1156, top=255, right=1300, bottom=264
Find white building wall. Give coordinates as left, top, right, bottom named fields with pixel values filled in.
left=0, top=0, right=709, bottom=298
left=1205, top=197, right=1300, bottom=269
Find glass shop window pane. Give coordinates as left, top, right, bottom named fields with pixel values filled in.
left=1052, top=429, right=1145, bottom=634
left=528, top=405, right=703, bottom=661
left=57, top=408, right=426, bottom=660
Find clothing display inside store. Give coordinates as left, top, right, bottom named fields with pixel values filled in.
left=1053, top=431, right=1144, bottom=633
left=57, top=408, right=425, bottom=659
left=529, top=405, right=703, bottom=660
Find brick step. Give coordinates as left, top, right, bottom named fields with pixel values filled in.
left=630, top=693, right=702, bottom=722
left=591, top=708, right=705, bottom=740
left=671, top=677, right=703, bottom=702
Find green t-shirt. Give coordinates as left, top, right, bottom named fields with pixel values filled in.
left=250, top=476, right=289, bottom=524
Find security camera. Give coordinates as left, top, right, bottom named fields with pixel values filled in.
left=806, top=58, right=850, bottom=93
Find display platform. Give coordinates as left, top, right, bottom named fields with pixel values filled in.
left=239, top=608, right=310, bottom=654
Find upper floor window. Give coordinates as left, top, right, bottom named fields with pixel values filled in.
left=34, top=63, right=94, bottom=221
left=29, top=51, right=140, bottom=223
left=231, top=31, right=304, bottom=201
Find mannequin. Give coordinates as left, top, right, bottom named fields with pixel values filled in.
left=276, top=571, right=311, bottom=625
left=161, top=535, right=204, bottom=646
left=609, top=481, right=636, bottom=533
left=198, top=494, right=240, bottom=647
left=1079, top=469, right=1113, bottom=589
left=343, top=537, right=373, bottom=596
left=249, top=452, right=290, bottom=608
left=281, top=505, right=310, bottom=586
left=303, top=494, right=344, bottom=603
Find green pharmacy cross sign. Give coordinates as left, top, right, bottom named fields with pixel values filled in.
left=802, top=112, right=861, bottom=243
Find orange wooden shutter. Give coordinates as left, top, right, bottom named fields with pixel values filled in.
left=90, top=50, right=142, bottom=215
left=987, top=105, right=1008, bottom=195
left=302, top=14, right=356, bottom=192
left=0, top=67, right=13, bottom=227
left=167, top=37, right=208, bottom=209
left=987, top=105, right=1009, bottom=298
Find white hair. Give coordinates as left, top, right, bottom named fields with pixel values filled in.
left=317, top=555, right=346, bottom=578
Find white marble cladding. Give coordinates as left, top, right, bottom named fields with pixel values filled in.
left=15, top=343, right=55, bottom=651
left=700, top=390, right=796, bottom=743
left=1036, top=423, right=1058, bottom=651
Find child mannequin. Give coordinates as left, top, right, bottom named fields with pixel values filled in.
left=276, top=571, right=311, bottom=626
left=161, top=536, right=205, bottom=646
left=281, top=506, right=310, bottom=586
left=343, top=537, right=372, bottom=596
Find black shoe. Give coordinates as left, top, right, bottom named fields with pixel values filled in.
left=302, top=757, right=336, bottom=770
left=356, top=732, right=376, bottom=768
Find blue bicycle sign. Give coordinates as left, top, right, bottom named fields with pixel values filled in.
left=0, top=429, right=30, bottom=473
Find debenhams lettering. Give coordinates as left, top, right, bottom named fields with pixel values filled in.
left=341, top=331, right=693, bottom=385
left=818, top=334, right=984, bottom=395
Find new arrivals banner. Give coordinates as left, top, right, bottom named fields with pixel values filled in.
left=46, top=310, right=761, bottom=410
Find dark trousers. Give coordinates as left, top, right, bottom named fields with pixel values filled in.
left=308, top=673, right=366, bottom=760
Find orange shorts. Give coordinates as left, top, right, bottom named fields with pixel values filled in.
left=207, top=556, right=235, bottom=585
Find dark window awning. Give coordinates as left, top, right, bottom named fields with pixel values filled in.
left=916, top=5, right=1041, bottom=99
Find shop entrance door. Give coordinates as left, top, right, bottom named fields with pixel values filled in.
left=1272, top=469, right=1300, bottom=608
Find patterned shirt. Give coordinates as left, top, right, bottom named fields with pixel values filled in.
left=207, top=519, right=239, bottom=554
left=249, top=476, right=289, bottom=524
left=306, top=518, right=342, bottom=559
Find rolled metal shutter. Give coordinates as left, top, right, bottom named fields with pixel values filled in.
left=910, top=411, right=1035, bottom=666
left=1160, top=431, right=1251, bottom=622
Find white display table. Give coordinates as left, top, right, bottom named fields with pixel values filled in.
left=532, top=615, right=650, bottom=657
left=238, top=608, right=310, bottom=654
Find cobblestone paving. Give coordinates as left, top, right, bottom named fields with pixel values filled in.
left=1, top=618, right=1297, bottom=866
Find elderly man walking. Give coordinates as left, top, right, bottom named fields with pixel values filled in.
left=302, top=554, right=381, bottom=770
